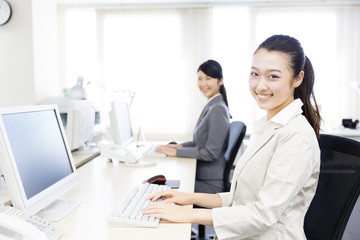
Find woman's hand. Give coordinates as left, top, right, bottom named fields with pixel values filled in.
left=142, top=201, right=214, bottom=225
left=141, top=202, right=195, bottom=223
left=156, top=144, right=182, bottom=150
left=165, top=144, right=182, bottom=149
left=147, top=189, right=194, bottom=205
left=143, top=190, right=217, bottom=225
left=155, top=145, right=179, bottom=157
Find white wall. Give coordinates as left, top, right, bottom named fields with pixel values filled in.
left=0, top=0, right=59, bottom=108
left=0, top=0, right=35, bottom=107
left=32, top=0, right=59, bottom=104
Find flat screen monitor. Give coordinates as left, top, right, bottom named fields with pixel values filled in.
left=66, top=100, right=95, bottom=151
left=0, top=105, right=80, bottom=221
left=109, top=101, right=134, bottom=146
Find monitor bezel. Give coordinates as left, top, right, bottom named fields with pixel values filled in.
left=109, top=101, right=134, bottom=146
left=66, top=100, right=95, bottom=151
left=0, top=104, right=78, bottom=216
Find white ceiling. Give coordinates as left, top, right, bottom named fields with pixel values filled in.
left=56, top=0, right=360, bottom=7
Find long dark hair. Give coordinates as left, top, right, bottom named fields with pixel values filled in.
left=256, top=35, right=321, bottom=138
left=197, top=60, right=231, bottom=117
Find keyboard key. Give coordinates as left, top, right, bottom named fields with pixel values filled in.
left=108, top=183, right=170, bottom=227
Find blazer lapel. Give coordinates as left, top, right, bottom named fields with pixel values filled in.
left=227, top=125, right=277, bottom=204
left=195, top=95, right=221, bottom=127
left=235, top=124, right=276, bottom=176
left=195, top=105, right=209, bottom=129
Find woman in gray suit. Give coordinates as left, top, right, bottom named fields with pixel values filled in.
left=155, top=60, right=230, bottom=194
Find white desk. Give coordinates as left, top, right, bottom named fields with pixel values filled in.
left=71, top=146, right=100, bottom=168
left=57, top=155, right=196, bottom=240
left=323, top=127, right=360, bottom=141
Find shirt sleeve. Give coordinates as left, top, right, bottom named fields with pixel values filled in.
left=217, top=192, right=232, bottom=207
left=176, top=105, right=229, bottom=161
left=212, top=131, right=320, bottom=239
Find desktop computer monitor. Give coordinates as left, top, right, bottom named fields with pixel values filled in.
left=104, top=101, right=157, bottom=167
left=66, top=100, right=95, bottom=151
left=109, top=101, right=134, bottom=146
left=0, top=105, right=80, bottom=221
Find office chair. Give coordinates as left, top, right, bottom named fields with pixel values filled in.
left=223, top=121, right=247, bottom=192
left=193, top=121, right=247, bottom=240
left=304, top=134, right=360, bottom=240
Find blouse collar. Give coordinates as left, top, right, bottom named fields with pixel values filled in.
left=207, top=93, right=221, bottom=104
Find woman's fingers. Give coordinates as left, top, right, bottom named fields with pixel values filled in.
left=147, top=190, right=173, bottom=201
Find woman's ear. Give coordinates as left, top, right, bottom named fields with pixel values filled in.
left=219, top=78, right=224, bottom=86
left=294, top=71, right=304, bottom=88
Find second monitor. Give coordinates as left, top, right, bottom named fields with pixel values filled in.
left=109, top=101, right=134, bottom=146
left=66, top=100, right=95, bottom=151
left=100, top=101, right=157, bottom=167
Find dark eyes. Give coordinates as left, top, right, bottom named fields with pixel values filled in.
left=250, top=72, right=279, bottom=79
left=198, top=77, right=213, bottom=81
left=269, top=75, right=279, bottom=79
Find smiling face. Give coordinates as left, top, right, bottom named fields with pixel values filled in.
left=249, top=48, right=303, bottom=120
left=197, top=70, right=222, bottom=100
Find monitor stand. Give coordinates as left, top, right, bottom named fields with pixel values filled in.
left=36, top=199, right=81, bottom=222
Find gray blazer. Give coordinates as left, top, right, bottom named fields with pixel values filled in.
left=177, top=94, right=230, bottom=181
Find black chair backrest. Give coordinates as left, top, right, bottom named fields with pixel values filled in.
left=223, top=121, right=246, bottom=191
left=304, top=134, right=360, bottom=240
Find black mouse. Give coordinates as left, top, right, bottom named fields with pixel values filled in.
left=147, top=174, right=166, bottom=185
left=168, top=141, right=177, bottom=145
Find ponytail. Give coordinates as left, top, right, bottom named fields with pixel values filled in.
left=294, top=56, right=321, bottom=138
left=220, top=84, right=232, bottom=119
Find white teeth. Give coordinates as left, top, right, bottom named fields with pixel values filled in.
left=257, top=94, right=271, bottom=100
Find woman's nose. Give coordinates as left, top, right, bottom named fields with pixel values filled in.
left=198, top=79, right=206, bottom=86
left=256, top=77, right=267, bottom=91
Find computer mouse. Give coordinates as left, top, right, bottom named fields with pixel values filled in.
left=147, top=174, right=166, bottom=185
left=168, top=141, right=177, bottom=145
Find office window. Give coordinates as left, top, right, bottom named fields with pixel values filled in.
left=61, top=7, right=217, bottom=138
left=212, top=7, right=254, bottom=128
left=60, top=5, right=360, bottom=137
left=101, top=10, right=188, bottom=134
left=62, top=9, right=98, bottom=89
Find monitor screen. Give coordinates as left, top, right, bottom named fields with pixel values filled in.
left=0, top=105, right=79, bottom=221
left=109, top=101, right=134, bottom=146
left=2, top=110, right=73, bottom=199
left=66, top=100, right=95, bottom=151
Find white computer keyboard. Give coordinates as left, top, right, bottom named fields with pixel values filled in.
left=0, top=205, right=63, bottom=240
left=142, top=144, right=167, bottom=158
left=108, top=183, right=171, bottom=227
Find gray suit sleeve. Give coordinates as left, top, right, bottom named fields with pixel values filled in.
left=176, top=105, right=229, bottom=161
left=181, top=141, right=195, bottom=147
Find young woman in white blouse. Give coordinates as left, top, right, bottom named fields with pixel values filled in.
left=142, top=35, right=322, bottom=240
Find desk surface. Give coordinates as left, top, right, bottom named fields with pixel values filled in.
left=58, top=155, right=196, bottom=240
left=71, top=146, right=100, bottom=168
left=323, top=127, right=360, bottom=141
